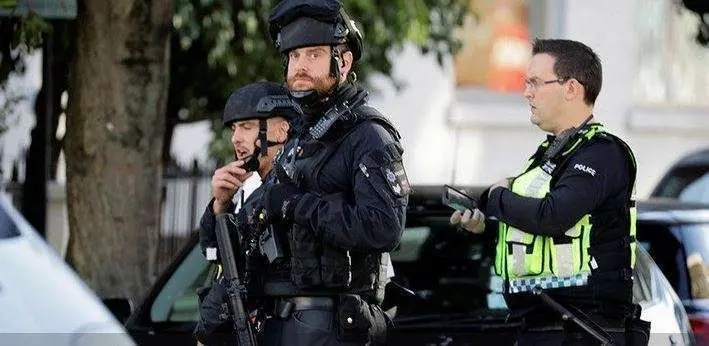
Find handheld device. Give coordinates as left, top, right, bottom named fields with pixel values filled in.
left=442, top=185, right=478, bottom=212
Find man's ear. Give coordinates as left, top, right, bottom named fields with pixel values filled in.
left=267, top=117, right=290, bottom=142
left=340, top=50, right=353, bottom=80
left=280, top=120, right=290, bottom=141
left=565, top=79, right=584, bottom=102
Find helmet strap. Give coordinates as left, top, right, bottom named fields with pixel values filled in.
left=329, top=46, right=342, bottom=81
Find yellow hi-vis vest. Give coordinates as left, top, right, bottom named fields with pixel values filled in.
left=493, top=124, right=637, bottom=294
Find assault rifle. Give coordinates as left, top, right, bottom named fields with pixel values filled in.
left=215, top=213, right=258, bottom=346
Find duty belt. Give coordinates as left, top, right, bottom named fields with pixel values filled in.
left=508, top=273, right=590, bottom=294
left=273, top=296, right=335, bottom=319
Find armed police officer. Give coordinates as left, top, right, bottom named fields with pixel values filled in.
left=195, top=81, right=301, bottom=345
left=239, top=0, right=410, bottom=345
left=451, top=39, right=650, bottom=345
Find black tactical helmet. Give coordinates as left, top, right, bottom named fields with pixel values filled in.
left=222, top=81, right=302, bottom=167
left=268, top=0, right=364, bottom=62
left=222, top=81, right=302, bottom=127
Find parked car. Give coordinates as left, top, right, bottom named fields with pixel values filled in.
left=651, top=148, right=709, bottom=202
left=0, top=195, right=135, bottom=346
left=122, top=186, right=693, bottom=345
left=636, top=199, right=709, bottom=345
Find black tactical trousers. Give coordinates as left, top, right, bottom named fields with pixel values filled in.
left=261, top=307, right=361, bottom=346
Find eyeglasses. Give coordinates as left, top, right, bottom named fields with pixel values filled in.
left=524, top=77, right=569, bottom=92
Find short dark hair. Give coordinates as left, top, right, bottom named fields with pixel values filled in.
left=532, top=39, right=602, bottom=105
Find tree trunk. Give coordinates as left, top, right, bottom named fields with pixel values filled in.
left=65, top=0, right=173, bottom=300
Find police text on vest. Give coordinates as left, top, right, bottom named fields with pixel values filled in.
left=573, top=164, right=596, bottom=176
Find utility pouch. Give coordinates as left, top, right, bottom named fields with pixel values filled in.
left=194, top=280, right=234, bottom=345
left=335, top=294, right=389, bottom=344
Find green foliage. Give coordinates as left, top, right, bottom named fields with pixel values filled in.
left=0, top=4, right=50, bottom=136
left=0, top=0, right=17, bottom=9
left=13, top=12, right=49, bottom=48
left=168, top=0, right=468, bottom=165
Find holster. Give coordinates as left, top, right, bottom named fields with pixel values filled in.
left=335, top=294, right=392, bottom=344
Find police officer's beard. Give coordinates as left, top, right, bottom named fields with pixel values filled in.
left=287, top=73, right=337, bottom=99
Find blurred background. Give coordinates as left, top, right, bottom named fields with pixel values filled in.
left=1, top=0, right=708, bottom=311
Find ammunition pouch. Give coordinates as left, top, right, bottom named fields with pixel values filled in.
left=322, top=245, right=352, bottom=288
left=335, top=294, right=391, bottom=344
left=288, top=224, right=322, bottom=287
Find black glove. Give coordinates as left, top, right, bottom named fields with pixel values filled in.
left=264, top=182, right=302, bottom=222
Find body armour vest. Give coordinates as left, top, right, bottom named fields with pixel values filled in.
left=493, top=124, right=637, bottom=295
left=263, top=99, right=402, bottom=303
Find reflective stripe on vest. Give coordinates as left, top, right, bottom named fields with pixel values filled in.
left=494, top=124, right=637, bottom=288
left=509, top=272, right=590, bottom=293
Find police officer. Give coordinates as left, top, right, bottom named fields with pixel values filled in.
left=250, top=0, right=410, bottom=345
left=450, top=39, right=650, bottom=345
left=195, top=81, right=301, bottom=345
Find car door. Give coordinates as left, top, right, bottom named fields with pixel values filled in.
left=125, top=234, right=208, bottom=346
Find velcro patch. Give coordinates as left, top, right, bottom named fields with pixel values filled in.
left=382, top=161, right=411, bottom=197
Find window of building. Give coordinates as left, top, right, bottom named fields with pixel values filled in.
left=454, top=0, right=545, bottom=93
left=634, top=0, right=709, bottom=106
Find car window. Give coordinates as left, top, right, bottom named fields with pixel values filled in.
left=653, top=166, right=709, bottom=202
left=149, top=245, right=212, bottom=323
left=679, top=174, right=709, bottom=202
left=637, top=223, right=691, bottom=299
left=678, top=224, right=709, bottom=300
left=0, top=201, right=20, bottom=239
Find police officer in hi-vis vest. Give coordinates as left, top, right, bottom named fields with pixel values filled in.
left=451, top=39, right=650, bottom=345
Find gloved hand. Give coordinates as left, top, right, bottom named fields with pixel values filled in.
left=194, top=278, right=233, bottom=345
left=264, top=182, right=302, bottom=222
left=450, top=208, right=486, bottom=234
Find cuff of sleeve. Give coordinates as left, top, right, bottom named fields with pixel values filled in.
left=206, top=199, right=218, bottom=217
left=485, top=186, right=506, bottom=217
left=199, top=200, right=218, bottom=258
left=477, top=187, right=491, bottom=210
left=293, top=193, right=320, bottom=227
left=210, top=198, right=236, bottom=214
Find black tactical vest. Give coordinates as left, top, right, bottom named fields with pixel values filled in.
left=262, top=101, right=401, bottom=303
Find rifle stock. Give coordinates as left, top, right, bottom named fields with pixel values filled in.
left=215, top=213, right=258, bottom=346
